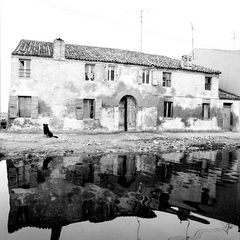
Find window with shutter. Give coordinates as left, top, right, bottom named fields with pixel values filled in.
left=19, top=59, right=31, bottom=78
left=202, top=103, right=210, bottom=119
left=83, top=99, right=95, bottom=119
left=164, top=100, right=173, bottom=118
left=106, top=65, right=115, bottom=81
left=163, top=72, right=171, bottom=87
left=142, top=69, right=150, bottom=84
left=85, top=64, right=95, bottom=81
left=205, top=77, right=212, bottom=90
left=18, top=96, right=32, bottom=117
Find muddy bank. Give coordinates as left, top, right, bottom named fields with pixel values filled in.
left=1, top=131, right=240, bottom=159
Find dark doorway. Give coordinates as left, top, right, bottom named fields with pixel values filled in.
left=119, top=95, right=137, bottom=131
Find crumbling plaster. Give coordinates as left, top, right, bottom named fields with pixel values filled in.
left=10, top=55, right=238, bottom=132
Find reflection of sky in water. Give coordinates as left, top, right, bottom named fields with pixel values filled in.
left=0, top=149, right=240, bottom=240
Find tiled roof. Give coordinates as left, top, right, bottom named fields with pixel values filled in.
left=12, top=39, right=221, bottom=74
left=219, top=89, right=240, bottom=100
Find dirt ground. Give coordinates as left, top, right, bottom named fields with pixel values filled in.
left=1, top=131, right=240, bottom=159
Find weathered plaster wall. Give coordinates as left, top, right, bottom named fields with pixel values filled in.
left=10, top=55, right=239, bottom=132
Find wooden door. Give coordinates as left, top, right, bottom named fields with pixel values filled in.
left=18, top=96, right=31, bottom=117
left=127, top=96, right=136, bottom=130
left=223, top=104, right=231, bottom=131
left=119, top=96, right=136, bottom=131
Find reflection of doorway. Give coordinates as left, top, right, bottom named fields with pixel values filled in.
left=119, top=95, right=137, bottom=131
left=223, top=103, right=232, bottom=131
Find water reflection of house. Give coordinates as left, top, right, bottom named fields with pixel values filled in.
left=170, top=171, right=217, bottom=204
left=7, top=160, right=38, bottom=189
left=6, top=150, right=240, bottom=233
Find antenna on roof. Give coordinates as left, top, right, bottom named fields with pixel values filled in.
left=140, top=10, right=143, bottom=52
left=232, top=31, right=236, bottom=50
left=191, top=23, right=194, bottom=60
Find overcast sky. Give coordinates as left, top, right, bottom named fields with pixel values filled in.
left=1, top=0, right=240, bottom=112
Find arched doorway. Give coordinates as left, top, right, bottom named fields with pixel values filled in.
left=119, top=95, right=137, bottom=131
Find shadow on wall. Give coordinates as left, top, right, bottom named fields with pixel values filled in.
left=38, top=99, right=53, bottom=117
left=173, top=105, right=202, bottom=127
left=157, top=105, right=235, bottom=130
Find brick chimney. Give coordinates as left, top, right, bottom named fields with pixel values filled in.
left=53, top=38, right=65, bottom=60
left=181, top=55, right=192, bottom=69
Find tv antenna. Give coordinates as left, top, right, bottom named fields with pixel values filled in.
left=191, top=23, right=195, bottom=60
left=140, top=10, right=143, bottom=52
left=232, top=31, right=236, bottom=50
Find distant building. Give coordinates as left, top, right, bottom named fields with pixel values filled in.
left=193, top=48, right=240, bottom=97
left=8, top=39, right=240, bottom=131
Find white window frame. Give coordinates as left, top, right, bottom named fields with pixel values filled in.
left=19, top=59, right=31, bottom=78
left=162, top=72, right=172, bottom=87
left=107, top=65, right=115, bottom=81
left=142, top=69, right=151, bottom=84
left=85, top=64, right=95, bottom=81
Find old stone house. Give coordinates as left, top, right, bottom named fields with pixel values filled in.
left=9, top=38, right=240, bottom=131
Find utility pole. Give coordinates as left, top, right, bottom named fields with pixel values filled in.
left=140, top=10, right=143, bottom=52
left=191, top=23, right=194, bottom=60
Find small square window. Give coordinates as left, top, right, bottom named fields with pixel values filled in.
left=83, top=99, right=95, bottom=119
left=85, top=64, right=95, bottom=81
left=163, top=72, right=171, bottom=87
left=19, top=59, right=31, bottom=78
left=205, top=77, right=212, bottom=90
left=164, top=101, right=173, bottom=118
left=142, top=69, right=150, bottom=84
left=202, top=103, right=210, bottom=119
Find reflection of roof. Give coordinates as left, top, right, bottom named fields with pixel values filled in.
left=12, top=39, right=220, bottom=74
left=219, top=89, right=240, bottom=100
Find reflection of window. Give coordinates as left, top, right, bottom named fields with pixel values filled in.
left=202, top=103, right=210, bottom=119
left=205, top=77, right=212, bottom=90
left=18, top=96, right=31, bottom=117
left=164, top=101, right=173, bottom=118
left=85, top=64, right=95, bottom=81
left=19, top=59, right=31, bottom=78
left=163, top=72, right=171, bottom=87
left=142, top=69, right=150, bottom=84
left=83, top=99, right=94, bottom=119
left=107, top=65, right=115, bottom=81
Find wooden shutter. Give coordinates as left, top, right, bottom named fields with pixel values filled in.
left=9, top=96, right=18, bottom=118
left=152, top=70, right=162, bottom=86
left=31, top=96, right=39, bottom=119
left=104, top=64, right=108, bottom=81
left=137, top=69, right=142, bottom=84
left=114, top=65, right=119, bottom=81
left=75, top=99, right=83, bottom=120
left=95, top=98, right=102, bottom=120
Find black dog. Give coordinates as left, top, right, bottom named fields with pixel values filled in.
left=43, top=124, right=58, bottom=138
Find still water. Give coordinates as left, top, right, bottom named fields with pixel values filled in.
left=0, top=150, right=240, bottom=240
